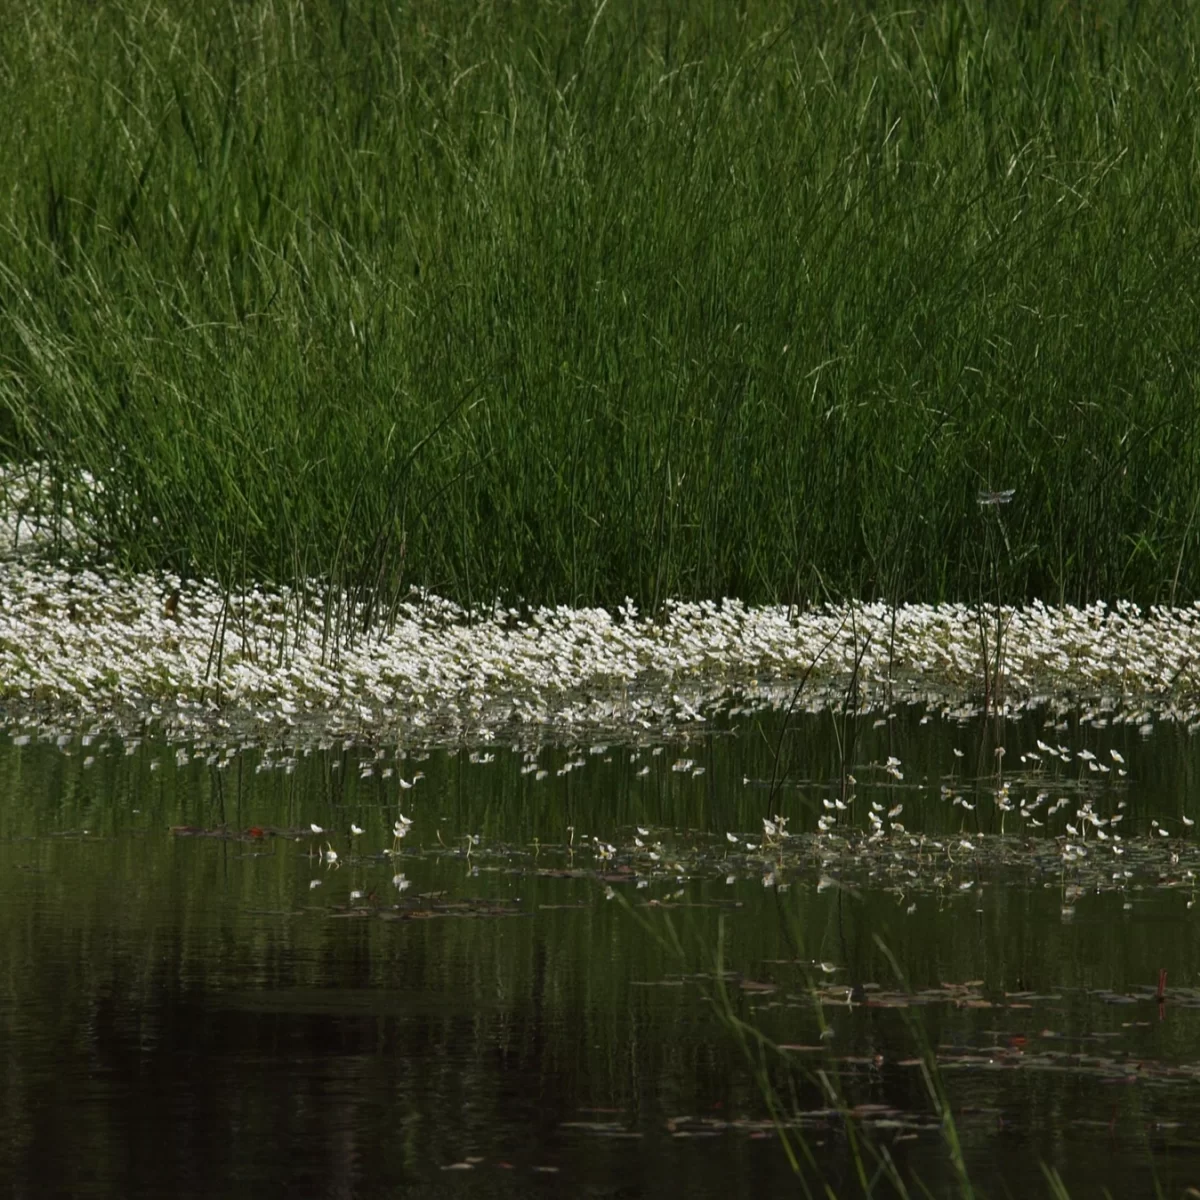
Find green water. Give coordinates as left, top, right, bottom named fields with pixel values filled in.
left=4, top=706, right=1200, bottom=1197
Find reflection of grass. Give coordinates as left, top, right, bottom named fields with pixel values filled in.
left=871, top=938, right=974, bottom=1198
left=2, top=730, right=1196, bottom=1192
left=629, top=898, right=1176, bottom=1198
left=708, top=916, right=975, bottom=1198
left=2, top=1, right=1200, bottom=612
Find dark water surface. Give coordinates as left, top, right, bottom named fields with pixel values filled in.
left=4, top=705, right=1200, bottom=1198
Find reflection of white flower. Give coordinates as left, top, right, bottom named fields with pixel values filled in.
left=309, top=879, right=322, bottom=890
left=310, top=823, right=323, bottom=835
left=350, top=824, right=364, bottom=836
left=392, top=873, right=410, bottom=892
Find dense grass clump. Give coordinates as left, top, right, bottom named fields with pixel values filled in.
left=1, top=0, right=1198, bottom=612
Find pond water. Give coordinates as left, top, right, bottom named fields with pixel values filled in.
left=4, top=704, right=1200, bottom=1198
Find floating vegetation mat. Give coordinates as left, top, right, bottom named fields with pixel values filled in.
left=6, top=548, right=1200, bottom=742
left=557, top=1045, right=1200, bottom=1147
left=13, top=695, right=1199, bottom=892
left=165, top=813, right=1200, bottom=916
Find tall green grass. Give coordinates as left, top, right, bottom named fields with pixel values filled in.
left=2, top=0, right=1198, bottom=612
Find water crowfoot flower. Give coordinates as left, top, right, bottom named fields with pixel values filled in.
left=8, top=517, right=1200, bottom=742
left=392, top=815, right=413, bottom=854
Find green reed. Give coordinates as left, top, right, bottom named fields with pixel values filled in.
left=2, top=0, right=1199, bottom=613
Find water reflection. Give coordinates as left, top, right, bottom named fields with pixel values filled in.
left=3, top=705, right=1200, bottom=1197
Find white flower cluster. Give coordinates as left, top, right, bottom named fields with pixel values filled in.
left=3, top=554, right=1200, bottom=740
left=4, top=467, right=1200, bottom=739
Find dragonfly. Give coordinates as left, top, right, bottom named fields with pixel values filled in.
left=977, top=488, right=1015, bottom=507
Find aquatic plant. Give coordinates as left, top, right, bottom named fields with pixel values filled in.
left=7, top=526, right=1200, bottom=740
